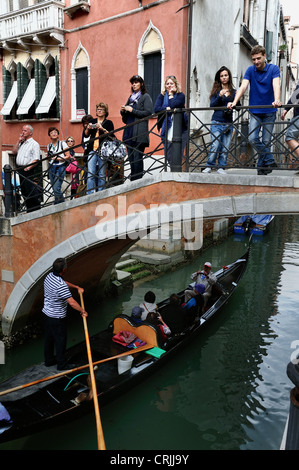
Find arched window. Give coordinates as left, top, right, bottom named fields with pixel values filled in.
left=71, top=43, right=90, bottom=120
left=138, top=21, right=165, bottom=105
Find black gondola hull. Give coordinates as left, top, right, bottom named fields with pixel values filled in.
left=0, top=245, right=250, bottom=444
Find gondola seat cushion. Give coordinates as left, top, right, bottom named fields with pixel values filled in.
left=113, top=315, right=161, bottom=348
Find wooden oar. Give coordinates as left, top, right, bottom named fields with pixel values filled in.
left=0, top=343, right=153, bottom=398
left=80, top=293, right=105, bottom=450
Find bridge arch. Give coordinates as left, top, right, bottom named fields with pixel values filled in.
left=1, top=172, right=299, bottom=335
left=1, top=200, right=203, bottom=335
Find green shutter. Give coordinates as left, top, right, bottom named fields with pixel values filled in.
left=55, top=56, right=60, bottom=118
left=2, top=66, right=12, bottom=121
left=17, top=62, right=29, bottom=120
left=35, top=58, right=47, bottom=119
left=3, top=66, right=12, bottom=102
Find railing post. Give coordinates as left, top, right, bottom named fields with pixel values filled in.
left=171, top=109, right=183, bottom=172
left=3, top=164, right=13, bottom=217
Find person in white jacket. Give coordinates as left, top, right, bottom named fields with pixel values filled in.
left=185, top=262, right=217, bottom=308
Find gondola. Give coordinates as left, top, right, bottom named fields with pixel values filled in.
left=0, top=243, right=251, bottom=445
left=233, top=214, right=274, bottom=236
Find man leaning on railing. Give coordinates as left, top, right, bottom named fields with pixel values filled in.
left=228, top=45, right=281, bottom=175
left=12, top=124, right=41, bottom=212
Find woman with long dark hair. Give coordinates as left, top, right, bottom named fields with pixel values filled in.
left=121, top=75, right=153, bottom=181
left=203, top=66, right=239, bottom=174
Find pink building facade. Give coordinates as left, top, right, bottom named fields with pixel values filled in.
left=0, top=0, right=189, bottom=182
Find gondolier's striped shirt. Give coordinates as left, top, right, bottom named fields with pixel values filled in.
left=42, top=272, right=72, bottom=319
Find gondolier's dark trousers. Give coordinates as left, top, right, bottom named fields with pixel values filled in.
left=43, top=314, right=67, bottom=369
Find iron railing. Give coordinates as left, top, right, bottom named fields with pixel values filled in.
left=2, top=104, right=299, bottom=216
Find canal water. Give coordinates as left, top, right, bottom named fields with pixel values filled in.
left=1, top=214, right=299, bottom=450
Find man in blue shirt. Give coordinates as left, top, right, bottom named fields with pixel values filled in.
left=228, top=45, right=281, bottom=175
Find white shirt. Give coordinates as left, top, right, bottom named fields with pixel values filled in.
left=48, top=140, right=69, bottom=165
left=139, top=301, right=158, bottom=321
left=16, top=137, right=40, bottom=167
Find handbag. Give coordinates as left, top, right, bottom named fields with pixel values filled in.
left=100, top=139, right=127, bottom=160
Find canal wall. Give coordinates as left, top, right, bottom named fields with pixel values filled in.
left=111, top=217, right=234, bottom=293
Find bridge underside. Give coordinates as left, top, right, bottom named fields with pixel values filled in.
left=3, top=237, right=136, bottom=335
left=1, top=171, right=299, bottom=335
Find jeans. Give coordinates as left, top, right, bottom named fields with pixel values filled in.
left=86, top=150, right=106, bottom=194
left=248, top=112, right=276, bottom=168
left=48, top=163, right=66, bottom=204
left=285, top=116, right=299, bottom=141
left=206, top=121, right=233, bottom=168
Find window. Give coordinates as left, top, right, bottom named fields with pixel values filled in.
left=35, top=55, right=59, bottom=118
left=76, top=67, right=88, bottom=114
left=1, top=61, right=17, bottom=119
left=138, top=22, right=164, bottom=103
left=1, top=55, right=60, bottom=120
left=144, top=52, right=161, bottom=105
left=71, top=44, right=90, bottom=120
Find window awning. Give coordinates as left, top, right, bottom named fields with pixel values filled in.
left=16, top=79, right=35, bottom=115
left=36, top=76, right=56, bottom=114
left=1, top=81, right=18, bottom=115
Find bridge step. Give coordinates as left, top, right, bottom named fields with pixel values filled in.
left=115, top=258, right=139, bottom=270
left=128, top=250, right=171, bottom=265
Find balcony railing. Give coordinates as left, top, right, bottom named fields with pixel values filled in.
left=2, top=105, right=299, bottom=217
left=0, top=1, right=64, bottom=41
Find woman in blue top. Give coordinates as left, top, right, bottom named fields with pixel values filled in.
left=203, top=66, right=238, bottom=174
left=154, top=75, right=188, bottom=168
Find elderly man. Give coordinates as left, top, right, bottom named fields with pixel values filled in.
left=184, top=261, right=217, bottom=308
left=12, top=124, right=41, bottom=212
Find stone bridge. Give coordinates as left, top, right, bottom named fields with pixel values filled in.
left=1, top=170, right=299, bottom=335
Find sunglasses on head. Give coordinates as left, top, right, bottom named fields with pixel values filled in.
left=166, top=75, right=176, bottom=80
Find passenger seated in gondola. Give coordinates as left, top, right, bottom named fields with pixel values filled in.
left=185, top=261, right=217, bottom=309
left=183, top=284, right=206, bottom=321
left=139, top=291, right=158, bottom=321
left=146, top=311, right=171, bottom=340
left=131, top=306, right=144, bottom=324
left=160, top=294, right=189, bottom=334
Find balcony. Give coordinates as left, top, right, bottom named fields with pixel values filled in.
left=240, top=23, right=258, bottom=50
left=0, top=1, right=65, bottom=50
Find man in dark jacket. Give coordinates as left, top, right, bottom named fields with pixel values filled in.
left=161, top=294, right=188, bottom=334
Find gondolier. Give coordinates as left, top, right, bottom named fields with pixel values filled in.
left=42, top=258, right=87, bottom=370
